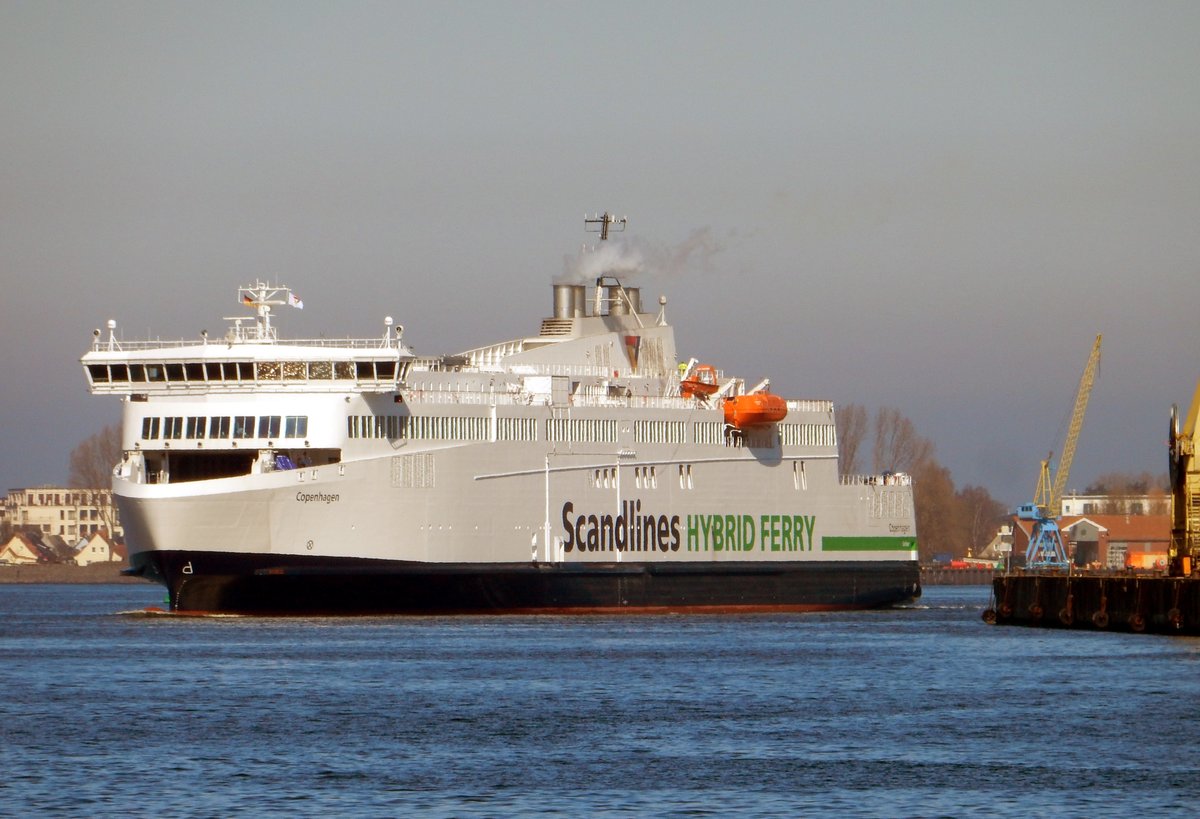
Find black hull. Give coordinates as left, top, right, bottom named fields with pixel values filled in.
left=988, top=572, right=1200, bottom=635
left=129, top=551, right=922, bottom=615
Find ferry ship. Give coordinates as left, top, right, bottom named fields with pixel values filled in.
left=81, top=215, right=920, bottom=614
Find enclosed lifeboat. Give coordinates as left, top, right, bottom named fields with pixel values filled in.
left=680, top=364, right=720, bottom=398
left=724, top=392, right=788, bottom=429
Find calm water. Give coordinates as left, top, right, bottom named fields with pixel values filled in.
left=2, top=584, right=1199, bottom=817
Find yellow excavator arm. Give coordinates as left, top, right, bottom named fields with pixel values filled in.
left=1169, top=378, right=1200, bottom=576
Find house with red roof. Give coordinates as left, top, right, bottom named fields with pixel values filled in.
left=0, top=532, right=56, bottom=565
left=72, top=531, right=127, bottom=566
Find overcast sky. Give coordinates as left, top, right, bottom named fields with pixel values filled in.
left=2, top=1, right=1198, bottom=508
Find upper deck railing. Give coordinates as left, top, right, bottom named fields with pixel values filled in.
left=89, top=336, right=401, bottom=354
left=840, top=473, right=913, bottom=487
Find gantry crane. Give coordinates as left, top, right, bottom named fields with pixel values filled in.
left=1017, top=334, right=1102, bottom=569
left=1168, top=377, right=1200, bottom=576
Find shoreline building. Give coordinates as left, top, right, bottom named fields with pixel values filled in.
left=3, top=486, right=123, bottom=541
left=1059, top=491, right=1169, bottom=516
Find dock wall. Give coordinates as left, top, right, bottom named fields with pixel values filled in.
left=989, top=572, right=1200, bottom=635
left=921, top=567, right=995, bottom=586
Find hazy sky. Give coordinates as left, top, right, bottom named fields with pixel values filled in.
left=2, top=1, right=1198, bottom=508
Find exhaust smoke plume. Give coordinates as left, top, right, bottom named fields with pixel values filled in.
left=559, top=227, right=724, bottom=284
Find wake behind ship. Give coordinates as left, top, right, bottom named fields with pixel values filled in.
left=81, top=215, right=920, bottom=614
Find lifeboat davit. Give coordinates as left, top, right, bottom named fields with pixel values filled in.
left=680, top=364, right=720, bottom=398
left=724, top=393, right=788, bottom=429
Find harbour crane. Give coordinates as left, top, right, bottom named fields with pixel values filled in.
left=1017, top=334, right=1102, bottom=569
left=1168, top=377, right=1200, bottom=576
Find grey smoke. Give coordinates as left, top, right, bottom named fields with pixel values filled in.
left=560, top=227, right=725, bottom=284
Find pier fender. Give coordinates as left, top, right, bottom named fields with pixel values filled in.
left=1058, top=592, right=1075, bottom=626
left=981, top=608, right=997, bottom=625
left=1092, top=587, right=1109, bottom=628
left=1128, top=612, right=1146, bottom=633
left=1168, top=607, right=1183, bottom=629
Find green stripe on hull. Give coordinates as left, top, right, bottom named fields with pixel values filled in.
left=822, top=536, right=917, bottom=552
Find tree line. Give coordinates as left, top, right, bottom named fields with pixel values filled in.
left=1082, top=472, right=1170, bottom=514
left=836, top=404, right=1007, bottom=562
left=68, top=422, right=122, bottom=536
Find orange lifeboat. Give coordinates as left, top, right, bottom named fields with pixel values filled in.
left=724, top=393, right=788, bottom=429
left=680, top=364, right=720, bottom=398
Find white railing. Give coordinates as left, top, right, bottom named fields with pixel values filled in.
left=406, top=391, right=705, bottom=410
left=840, top=473, right=914, bottom=487
left=786, top=399, right=835, bottom=413
left=91, top=336, right=401, bottom=353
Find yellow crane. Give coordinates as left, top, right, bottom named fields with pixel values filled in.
left=1169, top=378, right=1200, bottom=576
left=1018, top=334, right=1102, bottom=568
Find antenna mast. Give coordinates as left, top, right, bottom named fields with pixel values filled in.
left=585, top=212, right=627, bottom=241
left=230, top=281, right=297, bottom=342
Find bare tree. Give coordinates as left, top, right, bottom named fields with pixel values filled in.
left=1144, top=487, right=1171, bottom=516
left=911, top=459, right=956, bottom=562
left=68, top=422, right=122, bottom=535
left=1086, top=471, right=1168, bottom=495
left=956, top=484, right=1008, bottom=554
left=872, top=407, right=934, bottom=473
left=1084, top=471, right=1170, bottom=514
left=835, top=403, right=868, bottom=475
left=838, top=405, right=1005, bottom=561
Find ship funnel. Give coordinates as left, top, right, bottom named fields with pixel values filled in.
left=553, top=284, right=587, bottom=318
left=606, top=285, right=641, bottom=315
